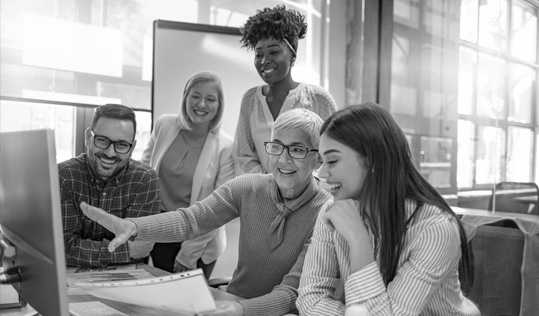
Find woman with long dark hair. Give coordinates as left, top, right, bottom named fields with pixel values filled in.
left=297, top=103, right=479, bottom=315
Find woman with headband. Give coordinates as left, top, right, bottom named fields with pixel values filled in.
left=233, top=5, right=338, bottom=175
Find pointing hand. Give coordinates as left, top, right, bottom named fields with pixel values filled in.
left=80, top=202, right=138, bottom=252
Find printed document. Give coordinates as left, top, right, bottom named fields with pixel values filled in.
left=75, top=269, right=216, bottom=315
left=66, top=265, right=154, bottom=295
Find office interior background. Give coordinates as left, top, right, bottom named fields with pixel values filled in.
left=1, top=0, right=538, bottom=206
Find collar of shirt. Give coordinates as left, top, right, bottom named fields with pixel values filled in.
left=270, top=176, right=320, bottom=214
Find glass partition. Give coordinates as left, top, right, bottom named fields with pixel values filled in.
left=382, top=0, right=538, bottom=195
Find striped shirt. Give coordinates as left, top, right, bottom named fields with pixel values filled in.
left=233, top=83, right=337, bottom=175
left=59, top=154, right=160, bottom=267
left=130, top=174, right=332, bottom=316
left=297, top=200, right=481, bottom=316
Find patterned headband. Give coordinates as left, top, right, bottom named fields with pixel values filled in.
left=283, top=38, right=297, bottom=56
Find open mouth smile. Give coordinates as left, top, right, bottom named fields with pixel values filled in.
left=261, top=68, right=275, bottom=75
left=278, top=168, right=295, bottom=175
left=98, top=156, right=118, bottom=169
left=326, top=182, right=342, bottom=195
left=194, top=110, right=208, bottom=116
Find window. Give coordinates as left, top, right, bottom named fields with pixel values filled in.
left=384, top=0, right=538, bottom=193
left=1, top=0, right=326, bottom=162
left=0, top=100, right=75, bottom=163
left=1, top=0, right=155, bottom=161
left=389, top=0, right=462, bottom=194
left=458, top=0, right=537, bottom=189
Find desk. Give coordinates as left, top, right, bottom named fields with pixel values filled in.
left=452, top=206, right=539, bottom=223
left=8, top=264, right=241, bottom=316
left=70, top=264, right=241, bottom=316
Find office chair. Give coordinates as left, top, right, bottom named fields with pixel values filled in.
left=488, top=182, right=539, bottom=214
left=459, top=220, right=524, bottom=316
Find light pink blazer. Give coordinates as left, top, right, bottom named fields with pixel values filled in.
left=141, top=114, right=235, bottom=269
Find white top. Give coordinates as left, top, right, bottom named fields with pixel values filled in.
left=233, top=83, right=337, bottom=175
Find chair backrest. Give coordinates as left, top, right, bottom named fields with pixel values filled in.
left=488, top=182, right=539, bottom=214
left=460, top=220, right=525, bottom=316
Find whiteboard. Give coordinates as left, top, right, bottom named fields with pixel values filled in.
left=152, top=20, right=263, bottom=138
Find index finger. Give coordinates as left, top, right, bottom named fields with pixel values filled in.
left=80, top=202, right=117, bottom=233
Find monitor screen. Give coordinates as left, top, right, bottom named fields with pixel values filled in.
left=0, top=129, right=69, bottom=316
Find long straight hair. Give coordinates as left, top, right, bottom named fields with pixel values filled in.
left=320, top=102, right=473, bottom=292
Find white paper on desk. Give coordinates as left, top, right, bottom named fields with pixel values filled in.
left=75, top=269, right=216, bottom=315
left=66, top=267, right=155, bottom=295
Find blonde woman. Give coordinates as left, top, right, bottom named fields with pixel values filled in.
left=141, top=71, right=234, bottom=278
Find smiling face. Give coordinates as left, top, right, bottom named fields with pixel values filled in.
left=86, top=117, right=136, bottom=182
left=269, top=128, right=318, bottom=199
left=318, top=133, right=369, bottom=201
left=254, top=37, right=294, bottom=85
left=185, top=81, right=220, bottom=130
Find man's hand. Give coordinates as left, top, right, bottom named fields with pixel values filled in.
left=196, top=301, right=244, bottom=316
left=128, top=240, right=154, bottom=260
left=80, top=202, right=138, bottom=252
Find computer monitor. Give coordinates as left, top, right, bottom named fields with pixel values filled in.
left=0, top=129, right=69, bottom=316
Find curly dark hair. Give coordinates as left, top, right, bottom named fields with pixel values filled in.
left=240, top=5, right=307, bottom=55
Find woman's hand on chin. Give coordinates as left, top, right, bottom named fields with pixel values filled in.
left=323, top=199, right=375, bottom=272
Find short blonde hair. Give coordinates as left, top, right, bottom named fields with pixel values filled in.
left=178, top=71, right=224, bottom=132
left=272, top=108, right=324, bottom=148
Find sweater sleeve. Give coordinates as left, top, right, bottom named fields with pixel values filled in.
left=238, top=239, right=311, bottom=316
left=129, top=180, right=241, bottom=242
left=233, top=88, right=266, bottom=175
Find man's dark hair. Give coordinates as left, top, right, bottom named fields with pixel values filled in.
left=91, top=104, right=137, bottom=138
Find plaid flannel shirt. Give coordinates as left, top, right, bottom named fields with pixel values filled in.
left=59, top=154, right=160, bottom=267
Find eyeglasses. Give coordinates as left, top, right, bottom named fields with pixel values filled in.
left=264, top=141, right=317, bottom=159
left=90, top=131, right=133, bottom=154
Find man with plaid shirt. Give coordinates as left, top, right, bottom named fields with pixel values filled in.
left=59, top=104, right=160, bottom=267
